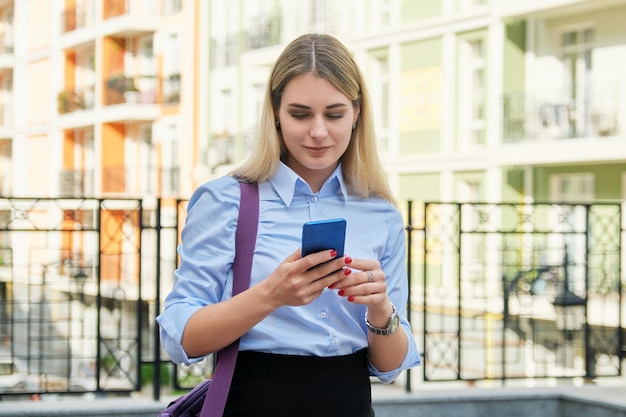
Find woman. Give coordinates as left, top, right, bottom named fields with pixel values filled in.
left=157, top=33, right=421, bottom=417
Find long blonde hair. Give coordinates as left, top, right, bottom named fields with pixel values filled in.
left=233, top=34, right=394, bottom=203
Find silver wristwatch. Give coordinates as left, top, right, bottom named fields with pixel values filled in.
left=365, top=304, right=400, bottom=336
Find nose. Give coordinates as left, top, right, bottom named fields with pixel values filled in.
left=309, top=117, right=328, bottom=140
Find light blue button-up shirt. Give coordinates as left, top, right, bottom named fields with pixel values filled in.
left=157, top=162, right=421, bottom=383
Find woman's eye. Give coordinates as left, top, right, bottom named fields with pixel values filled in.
left=290, top=113, right=308, bottom=119
left=327, top=114, right=344, bottom=120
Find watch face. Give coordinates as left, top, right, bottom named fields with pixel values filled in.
left=390, top=314, right=400, bottom=333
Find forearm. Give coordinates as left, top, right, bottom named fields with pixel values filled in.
left=181, top=283, right=276, bottom=358
left=367, top=327, right=408, bottom=371
left=365, top=301, right=409, bottom=372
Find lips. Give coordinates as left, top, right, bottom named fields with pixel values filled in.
left=305, top=146, right=331, bottom=156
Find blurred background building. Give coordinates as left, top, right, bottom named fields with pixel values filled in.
left=0, top=0, right=622, bottom=204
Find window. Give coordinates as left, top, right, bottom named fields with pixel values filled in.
left=550, top=173, right=594, bottom=203
left=163, top=0, right=182, bottom=15
left=160, top=123, right=179, bottom=197
left=125, top=124, right=156, bottom=195
left=561, top=28, right=594, bottom=138
left=370, top=0, right=391, bottom=30
left=370, top=52, right=390, bottom=152
left=162, top=33, right=181, bottom=103
left=460, top=39, right=486, bottom=148
left=1, top=73, right=12, bottom=127
left=0, top=6, right=14, bottom=54
left=0, top=140, right=11, bottom=195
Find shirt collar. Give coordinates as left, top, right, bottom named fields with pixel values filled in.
left=269, top=162, right=348, bottom=206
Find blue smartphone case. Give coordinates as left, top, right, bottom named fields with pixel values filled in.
left=301, top=218, right=347, bottom=258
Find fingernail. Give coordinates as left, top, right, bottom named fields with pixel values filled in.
left=344, top=256, right=352, bottom=264
left=343, top=268, right=351, bottom=276
left=328, top=283, right=335, bottom=289
left=330, top=250, right=337, bottom=258
left=348, top=296, right=354, bottom=302
left=338, top=290, right=345, bottom=296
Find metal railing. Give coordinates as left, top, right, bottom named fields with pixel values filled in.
left=502, top=82, right=625, bottom=142
left=410, top=201, right=623, bottom=389
left=0, top=197, right=622, bottom=399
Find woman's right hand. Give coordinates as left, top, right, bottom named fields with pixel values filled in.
left=259, top=249, right=349, bottom=308
left=182, top=249, right=347, bottom=357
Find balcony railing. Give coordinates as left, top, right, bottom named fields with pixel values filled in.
left=105, top=74, right=158, bottom=106
left=244, top=13, right=282, bottom=50
left=59, top=169, right=94, bottom=197
left=502, top=82, right=624, bottom=143
left=58, top=74, right=173, bottom=110
left=57, top=85, right=96, bottom=114
left=100, top=166, right=179, bottom=197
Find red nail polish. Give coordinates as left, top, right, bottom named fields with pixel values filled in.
left=348, top=296, right=354, bottom=302
left=338, top=290, right=345, bottom=296
left=330, top=250, right=337, bottom=258
left=328, top=283, right=335, bottom=289
left=344, top=256, right=352, bottom=264
left=343, top=268, right=351, bottom=276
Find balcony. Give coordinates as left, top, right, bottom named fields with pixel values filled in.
left=60, top=0, right=97, bottom=34
left=244, top=12, right=282, bottom=51
left=101, top=0, right=162, bottom=37
left=105, top=74, right=158, bottom=106
left=59, top=169, right=95, bottom=197
left=57, top=85, right=95, bottom=114
left=502, top=82, right=624, bottom=143
left=100, top=166, right=179, bottom=197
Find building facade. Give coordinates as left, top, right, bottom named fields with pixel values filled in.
left=0, top=0, right=623, bottom=208
left=204, top=0, right=626, bottom=206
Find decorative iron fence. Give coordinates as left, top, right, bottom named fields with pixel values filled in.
left=0, top=197, right=622, bottom=399
left=408, top=201, right=623, bottom=389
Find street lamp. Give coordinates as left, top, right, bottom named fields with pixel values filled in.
left=72, top=268, right=88, bottom=302
left=552, top=281, right=586, bottom=377
left=552, top=286, right=586, bottom=332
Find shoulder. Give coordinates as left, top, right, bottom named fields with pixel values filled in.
left=349, top=193, right=402, bottom=218
left=187, top=176, right=241, bottom=212
left=354, top=195, right=405, bottom=235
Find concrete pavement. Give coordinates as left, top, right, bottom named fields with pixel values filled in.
left=0, top=380, right=624, bottom=416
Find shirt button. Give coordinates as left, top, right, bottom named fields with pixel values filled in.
left=332, top=337, right=339, bottom=344
left=320, top=311, right=327, bottom=319
left=311, top=196, right=319, bottom=203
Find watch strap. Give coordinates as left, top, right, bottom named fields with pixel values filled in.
left=365, top=304, right=399, bottom=336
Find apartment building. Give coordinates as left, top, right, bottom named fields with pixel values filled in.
left=1, top=0, right=622, bottom=210
left=205, top=0, right=626, bottom=207
left=0, top=0, right=199, bottom=200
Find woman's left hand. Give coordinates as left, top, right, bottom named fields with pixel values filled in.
left=332, top=255, right=408, bottom=372
left=331, top=256, right=390, bottom=315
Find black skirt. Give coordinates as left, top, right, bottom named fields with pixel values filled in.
left=223, top=349, right=375, bottom=417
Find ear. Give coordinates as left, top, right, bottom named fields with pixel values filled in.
left=352, top=104, right=360, bottom=126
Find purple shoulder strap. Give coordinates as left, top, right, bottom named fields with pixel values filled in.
left=200, top=181, right=259, bottom=417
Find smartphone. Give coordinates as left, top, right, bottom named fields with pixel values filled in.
left=301, top=218, right=347, bottom=259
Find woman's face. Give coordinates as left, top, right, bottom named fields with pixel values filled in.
left=276, top=73, right=359, bottom=192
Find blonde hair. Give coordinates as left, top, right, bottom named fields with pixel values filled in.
left=233, top=33, right=394, bottom=203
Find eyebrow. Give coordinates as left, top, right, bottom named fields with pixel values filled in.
left=286, top=103, right=348, bottom=110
